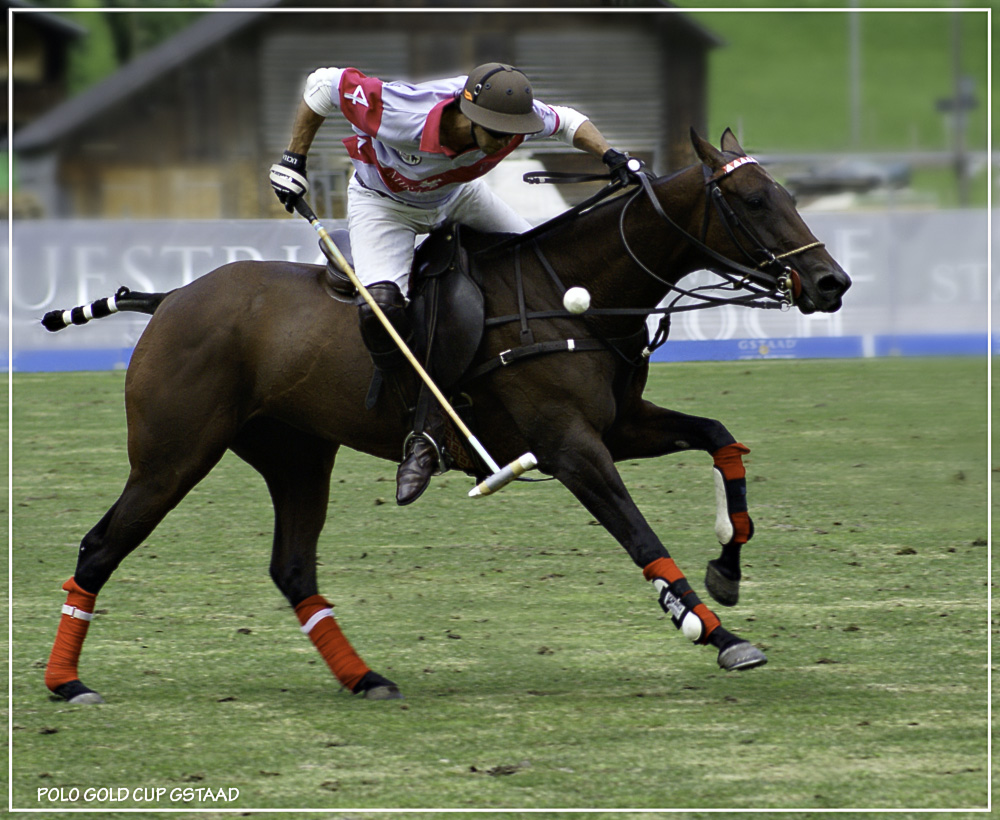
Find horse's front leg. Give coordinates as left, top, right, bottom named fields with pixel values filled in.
left=541, top=421, right=765, bottom=672
left=605, top=400, right=753, bottom=607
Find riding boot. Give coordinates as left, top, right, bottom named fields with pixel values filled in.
left=396, top=433, right=440, bottom=506
left=357, top=282, right=413, bottom=411
left=396, top=387, right=448, bottom=505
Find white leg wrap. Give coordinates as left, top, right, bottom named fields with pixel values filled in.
left=61, top=604, right=94, bottom=621
left=651, top=579, right=705, bottom=642
left=300, top=608, right=333, bottom=635
left=714, top=467, right=734, bottom=545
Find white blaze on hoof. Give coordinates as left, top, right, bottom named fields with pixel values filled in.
left=713, top=467, right=734, bottom=545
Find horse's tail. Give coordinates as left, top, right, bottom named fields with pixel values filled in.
left=41, top=286, right=170, bottom=333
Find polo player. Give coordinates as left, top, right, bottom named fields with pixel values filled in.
left=270, top=62, right=635, bottom=505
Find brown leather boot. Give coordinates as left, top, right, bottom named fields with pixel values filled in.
left=396, top=433, right=441, bottom=506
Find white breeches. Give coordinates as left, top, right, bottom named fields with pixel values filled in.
left=346, top=176, right=532, bottom=291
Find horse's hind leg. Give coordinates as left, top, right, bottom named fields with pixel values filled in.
left=46, top=441, right=230, bottom=703
left=231, top=419, right=401, bottom=700
left=606, top=400, right=753, bottom=607
left=46, top=354, right=245, bottom=704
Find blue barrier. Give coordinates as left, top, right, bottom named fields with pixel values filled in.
left=651, top=334, right=986, bottom=362
left=11, top=333, right=987, bottom=372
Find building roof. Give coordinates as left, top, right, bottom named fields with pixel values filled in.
left=12, top=0, right=275, bottom=152
left=11, top=0, right=720, bottom=154
left=7, top=0, right=88, bottom=40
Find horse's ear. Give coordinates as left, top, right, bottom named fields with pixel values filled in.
left=720, top=128, right=746, bottom=156
left=690, top=127, right=725, bottom=170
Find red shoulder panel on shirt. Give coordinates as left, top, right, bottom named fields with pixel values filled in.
left=338, top=68, right=384, bottom=136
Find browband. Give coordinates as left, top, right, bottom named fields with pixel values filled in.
left=710, top=155, right=758, bottom=182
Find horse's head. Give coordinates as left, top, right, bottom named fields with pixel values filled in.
left=691, top=129, right=851, bottom=314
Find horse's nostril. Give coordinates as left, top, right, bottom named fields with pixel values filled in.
left=818, top=273, right=846, bottom=295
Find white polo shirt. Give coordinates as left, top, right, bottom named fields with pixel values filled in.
left=303, top=67, right=587, bottom=208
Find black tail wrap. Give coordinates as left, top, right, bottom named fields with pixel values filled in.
left=41, top=287, right=168, bottom=333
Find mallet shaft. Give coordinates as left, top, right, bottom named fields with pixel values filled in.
left=294, top=200, right=539, bottom=491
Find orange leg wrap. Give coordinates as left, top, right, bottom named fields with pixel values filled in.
left=712, top=442, right=750, bottom=481
left=643, top=558, right=721, bottom=643
left=713, top=443, right=753, bottom=544
left=294, top=595, right=370, bottom=692
left=728, top=511, right=753, bottom=544
left=642, top=556, right=684, bottom=584
left=45, top=577, right=97, bottom=692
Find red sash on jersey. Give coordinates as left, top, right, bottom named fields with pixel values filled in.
left=343, top=134, right=524, bottom=196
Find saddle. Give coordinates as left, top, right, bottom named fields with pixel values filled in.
left=407, top=226, right=485, bottom=394
left=322, top=225, right=647, bottom=476
left=322, top=225, right=486, bottom=398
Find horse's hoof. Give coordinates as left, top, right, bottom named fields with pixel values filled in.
left=52, top=680, right=105, bottom=704
left=353, top=670, right=404, bottom=700
left=69, top=691, right=106, bottom=704
left=705, top=559, right=740, bottom=607
left=717, top=641, right=767, bottom=671
left=362, top=684, right=404, bottom=701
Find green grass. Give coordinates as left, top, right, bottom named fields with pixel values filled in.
left=682, top=2, right=991, bottom=207
left=10, top=358, right=989, bottom=812
left=683, top=1, right=990, bottom=152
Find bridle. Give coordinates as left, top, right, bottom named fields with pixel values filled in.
left=460, top=155, right=829, bottom=484
left=481, top=155, right=829, bottom=363
left=702, top=156, right=824, bottom=300
left=623, top=155, right=824, bottom=313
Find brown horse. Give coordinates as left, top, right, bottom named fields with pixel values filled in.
left=41, top=129, right=850, bottom=703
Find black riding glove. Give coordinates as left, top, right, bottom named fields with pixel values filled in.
left=269, top=151, right=309, bottom=212
left=602, top=148, right=643, bottom=186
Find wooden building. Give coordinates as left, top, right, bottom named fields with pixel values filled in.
left=13, top=1, right=720, bottom=219
left=6, top=0, right=86, bottom=140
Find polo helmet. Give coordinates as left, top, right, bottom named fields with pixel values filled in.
left=459, top=63, right=544, bottom=135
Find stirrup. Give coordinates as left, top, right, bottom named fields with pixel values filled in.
left=402, top=431, right=446, bottom=476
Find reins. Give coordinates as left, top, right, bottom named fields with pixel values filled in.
left=628, top=164, right=814, bottom=310
left=494, top=157, right=821, bottom=322
left=471, top=156, right=823, bottom=373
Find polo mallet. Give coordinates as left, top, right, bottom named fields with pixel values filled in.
left=293, top=198, right=538, bottom=498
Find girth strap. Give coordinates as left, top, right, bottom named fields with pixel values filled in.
left=463, top=338, right=609, bottom=381
left=463, top=324, right=648, bottom=383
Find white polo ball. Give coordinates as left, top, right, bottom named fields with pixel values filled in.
left=563, top=287, right=591, bottom=314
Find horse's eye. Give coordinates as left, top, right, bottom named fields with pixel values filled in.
left=746, top=196, right=765, bottom=211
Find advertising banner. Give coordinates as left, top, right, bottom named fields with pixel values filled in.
left=6, top=210, right=989, bottom=371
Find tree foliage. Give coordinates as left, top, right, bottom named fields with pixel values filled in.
left=33, top=0, right=216, bottom=94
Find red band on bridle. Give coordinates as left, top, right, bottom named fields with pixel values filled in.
left=711, top=155, right=758, bottom=182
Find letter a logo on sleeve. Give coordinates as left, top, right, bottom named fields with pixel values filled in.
left=345, top=85, right=369, bottom=107
left=338, top=69, right=383, bottom=135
